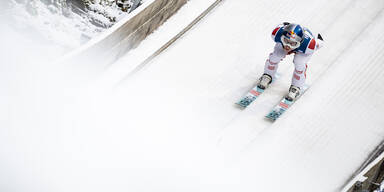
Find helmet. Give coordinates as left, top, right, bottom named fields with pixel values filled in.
left=281, top=23, right=304, bottom=49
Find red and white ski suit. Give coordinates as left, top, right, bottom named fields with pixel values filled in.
left=263, top=24, right=323, bottom=88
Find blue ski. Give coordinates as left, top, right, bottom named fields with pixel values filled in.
left=236, top=74, right=280, bottom=108
left=265, top=85, right=309, bottom=121
left=236, top=86, right=265, bottom=108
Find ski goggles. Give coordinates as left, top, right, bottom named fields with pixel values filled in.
left=281, top=35, right=301, bottom=49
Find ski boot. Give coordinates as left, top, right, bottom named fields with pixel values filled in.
left=285, top=85, right=300, bottom=101
left=257, top=74, right=272, bottom=90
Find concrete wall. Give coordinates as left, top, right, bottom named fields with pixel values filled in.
left=64, top=0, right=187, bottom=68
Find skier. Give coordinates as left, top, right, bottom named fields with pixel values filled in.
left=257, top=22, right=324, bottom=101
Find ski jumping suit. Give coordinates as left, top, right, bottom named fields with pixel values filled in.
left=263, top=23, right=323, bottom=89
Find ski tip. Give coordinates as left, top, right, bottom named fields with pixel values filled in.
left=265, top=111, right=280, bottom=122
left=235, top=102, right=247, bottom=109
left=235, top=97, right=254, bottom=109
left=265, top=115, right=277, bottom=122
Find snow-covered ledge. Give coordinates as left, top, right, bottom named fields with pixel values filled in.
left=61, top=0, right=187, bottom=68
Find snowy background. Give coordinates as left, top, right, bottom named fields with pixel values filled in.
left=1, top=0, right=384, bottom=192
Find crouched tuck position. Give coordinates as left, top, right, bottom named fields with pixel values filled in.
left=257, top=22, right=324, bottom=101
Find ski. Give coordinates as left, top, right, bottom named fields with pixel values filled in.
left=265, top=85, right=309, bottom=121
left=236, top=74, right=279, bottom=108
left=236, top=85, right=265, bottom=108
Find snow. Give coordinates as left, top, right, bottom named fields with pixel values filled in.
left=4, top=0, right=104, bottom=49
left=96, top=0, right=217, bottom=86
left=87, top=1, right=128, bottom=27
left=1, top=0, right=384, bottom=192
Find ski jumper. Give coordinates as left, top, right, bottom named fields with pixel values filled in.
left=263, top=23, right=323, bottom=89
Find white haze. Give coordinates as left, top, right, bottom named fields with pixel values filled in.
left=1, top=0, right=384, bottom=192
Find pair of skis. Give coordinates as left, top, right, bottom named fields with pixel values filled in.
left=236, top=82, right=308, bottom=122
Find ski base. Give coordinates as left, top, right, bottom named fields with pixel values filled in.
left=236, top=86, right=265, bottom=108
left=265, top=97, right=293, bottom=121
left=265, top=85, right=309, bottom=122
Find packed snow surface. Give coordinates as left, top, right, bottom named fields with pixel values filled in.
left=1, top=0, right=384, bottom=192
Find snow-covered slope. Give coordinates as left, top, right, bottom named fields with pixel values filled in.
left=100, top=0, right=384, bottom=191
left=1, top=0, right=384, bottom=192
